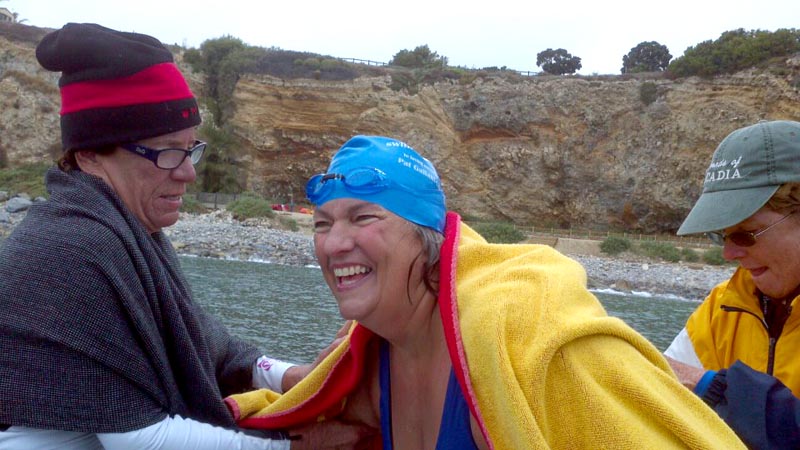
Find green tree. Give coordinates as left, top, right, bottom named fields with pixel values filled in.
left=183, top=37, right=266, bottom=125
left=390, top=45, right=448, bottom=69
left=195, top=123, right=243, bottom=194
left=622, top=41, right=672, bottom=73
left=536, top=48, right=582, bottom=75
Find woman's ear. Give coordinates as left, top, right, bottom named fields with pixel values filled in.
left=74, top=150, right=102, bottom=175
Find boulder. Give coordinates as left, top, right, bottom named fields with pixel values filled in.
left=6, top=197, right=32, bottom=213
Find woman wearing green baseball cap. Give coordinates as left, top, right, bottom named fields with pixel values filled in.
left=665, top=120, right=800, bottom=449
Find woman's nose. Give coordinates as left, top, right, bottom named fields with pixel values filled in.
left=170, top=155, right=197, bottom=182
left=722, top=241, right=747, bottom=261
left=319, top=222, right=356, bottom=255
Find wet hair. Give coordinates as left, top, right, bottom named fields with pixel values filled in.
left=57, top=145, right=117, bottom=172
left=404, top=225, right=444, bottom=302
left=767, top=183, right=800, bottom=214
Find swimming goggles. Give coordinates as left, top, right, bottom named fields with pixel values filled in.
left=305, top=167, right=443, bottom=205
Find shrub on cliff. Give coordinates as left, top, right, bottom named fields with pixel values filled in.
left=278, top=216, right=299, bottom=232
left=0, top=162, right=49, bottom=198
left=180, top=196, right=209, bottom=215
left=226, top=195, right=275, bottom=221
left=390, top=45, right=448, bottom=69
left=637, top=241, right=682, bottom=263
left=600, top=236, right=631, bottom=255
left=668, top=28, right=800, bottom=77
left=680, top=247, right=700, bottom=262
left=471, top=221, right=525, bottom=243
left=702, top=247, right=728, bottom=265
left=639, top=81, right=658, bottom=105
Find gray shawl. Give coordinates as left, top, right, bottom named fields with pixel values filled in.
left=0, top=168, right=262, bottom=432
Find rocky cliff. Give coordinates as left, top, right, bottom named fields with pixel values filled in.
left=3, top=22, right=800, bottom=232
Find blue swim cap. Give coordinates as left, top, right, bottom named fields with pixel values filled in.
left=306, top=135, right=446, bottom=233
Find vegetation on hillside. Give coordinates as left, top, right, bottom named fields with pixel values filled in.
left=668, top=28, right=800, bottom=78
left=0, top=162, right=49, bottom=198
left=468, top=221, right=526, bottom=243
left=390, top=45, right=448, bottom=69
left=226, top=192, right=275, bottom=220
left=194, top=123, right=243, bottom=194
left=639, top=81, right=658, bottom=105
left=599, top=235, right=733, bottom=266
left=0, top=21, right=48, bottom=45
left=183, top=36, right=261, bottom=126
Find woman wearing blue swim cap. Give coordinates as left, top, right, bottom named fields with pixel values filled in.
left=226, top=136, right=745, bottom=449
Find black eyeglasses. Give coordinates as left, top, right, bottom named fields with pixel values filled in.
left=120, top=140, right=207, bottom=169
left=706, top=212, right=795, bottom=247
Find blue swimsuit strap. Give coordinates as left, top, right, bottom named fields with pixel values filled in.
left=378, top=340, right=479, bottom=450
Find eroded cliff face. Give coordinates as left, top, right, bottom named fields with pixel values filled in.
left=0, top=25, right=60, bottom=166
left=3, top=24, right=800, bottom=232
left=229, top=64, right=800, bottom=232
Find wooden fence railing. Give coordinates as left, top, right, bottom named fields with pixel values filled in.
left=192, top=192, right=240, bottom=209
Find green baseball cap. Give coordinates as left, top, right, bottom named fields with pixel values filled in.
left=677, top=120, right=800, bottom=235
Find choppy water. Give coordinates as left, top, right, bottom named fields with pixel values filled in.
left=180, top=256, right=698, bottom=363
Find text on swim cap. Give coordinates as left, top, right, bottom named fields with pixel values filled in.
left=397, top=152, right=438, bottom=184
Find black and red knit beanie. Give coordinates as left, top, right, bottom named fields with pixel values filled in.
left=36, top=23, right=201, bottom=151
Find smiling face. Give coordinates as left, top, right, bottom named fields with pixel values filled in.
left=722, top=207, right=800, bottom=298
left=312, top=198, right=431, bottom=329
left=77, top=127, right=198, bottom=234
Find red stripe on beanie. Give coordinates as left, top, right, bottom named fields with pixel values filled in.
left=59, top=62, right=194, bottom=114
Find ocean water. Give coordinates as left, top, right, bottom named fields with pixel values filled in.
left=180, top=256, right=698, bottom=363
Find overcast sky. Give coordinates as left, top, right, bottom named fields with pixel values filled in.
left=7, top=0, right=799, bottom=75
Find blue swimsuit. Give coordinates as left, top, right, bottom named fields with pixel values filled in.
left=379, top=340, right=479, bottom=450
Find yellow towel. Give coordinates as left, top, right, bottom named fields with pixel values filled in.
left=226, top=212, right=745, bottom=449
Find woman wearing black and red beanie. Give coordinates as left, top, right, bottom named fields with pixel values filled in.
left=0, top=23, right=368, bottom=449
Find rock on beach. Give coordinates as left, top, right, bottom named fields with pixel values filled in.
left=164, top=210, right=319, bottom=267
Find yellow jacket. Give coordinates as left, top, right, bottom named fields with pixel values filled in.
left=226, top=213, right=743, bottom=449
left=684, top=267, right=800, bottom=396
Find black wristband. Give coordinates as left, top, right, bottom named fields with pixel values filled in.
left=701, top=369, right=728, bottom=407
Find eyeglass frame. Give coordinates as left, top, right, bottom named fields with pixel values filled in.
left=706, top=211, right=796, bottom=247
left=120, top=140, right=207, bottom=169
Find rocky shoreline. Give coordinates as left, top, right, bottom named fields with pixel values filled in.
left=163, top=211, right=735, bottom=301
left=1, top=206, right=736, bottom=301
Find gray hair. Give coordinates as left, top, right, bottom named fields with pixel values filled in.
left=412, top=224, right=444, bottom=296
left=767, top=182, right=800, bottom=214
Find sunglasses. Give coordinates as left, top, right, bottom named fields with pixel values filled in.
left=706, top=212, right=795, bottom=247
left=120, top=140, right=207, bottom=169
